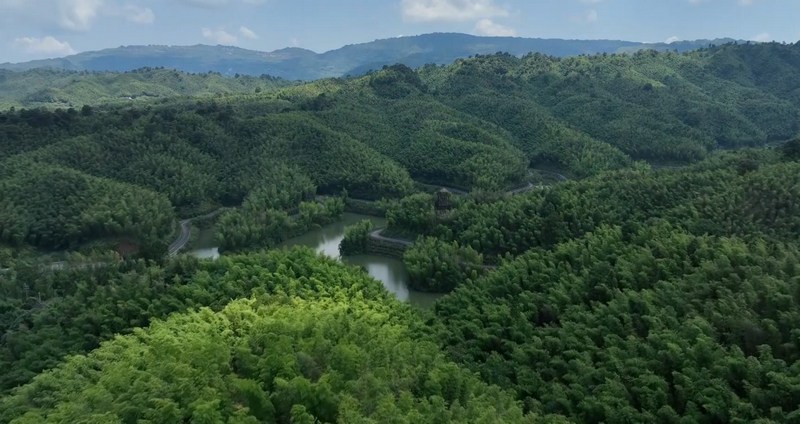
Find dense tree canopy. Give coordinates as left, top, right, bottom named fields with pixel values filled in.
left=0, top=248, right=396, bottom=393
left=383, top=150, right=799, bottom=262
left=433, top=224, right=800, bottom=422
left=0, top=248, right=533, bottom=423
left=2, top=41, right=800, bottom=423
left=404, top=237, right=484, bottom=293
left=0, top=67, right=290, bottom=109
left=339, top=219, right=374, bottom=256
left=0, top=159, right=173, bottom=256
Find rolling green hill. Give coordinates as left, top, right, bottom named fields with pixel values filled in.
left=1, top=42, right=799, bottom=255
left=0, top=67, right=289, bottom=109
left=2, top=41, right=800, bottom=424
left=0, top=248, right=534, bottom=423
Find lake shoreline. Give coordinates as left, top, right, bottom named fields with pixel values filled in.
left=189, top=213, right=442, bottom=308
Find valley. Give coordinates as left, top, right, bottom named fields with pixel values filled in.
left=1, top=38, right=800, bottom=423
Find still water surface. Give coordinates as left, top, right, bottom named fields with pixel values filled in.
left=189, top=213, right=441, bottom=308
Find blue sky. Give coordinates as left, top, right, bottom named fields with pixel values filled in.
left=1, top=0, right=798, bottom=63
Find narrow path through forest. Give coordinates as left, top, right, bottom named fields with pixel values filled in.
left=369, top=229, right=413, bottom=246
left=165, top=170, right=570, bottom=257
left=167, top=208, right=228, bottom=257
left=429, top=169, right=568, bottom=198
left=368, top=169, right=570, bottom=250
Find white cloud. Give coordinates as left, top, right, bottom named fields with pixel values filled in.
left=665, top=36, right=680, bottom=43
left=182, top=0, right=229, bottom=6
left=181, top=0, right=264, bottom=7
left=585, top=9, right=598, bottom=23
left=239, top=26, right=258, bottom=39
left=752, top=32, right=771, bottom=42
left=13, top=35, right=76, bottom=56
left=122, top=4, right=154, bottom=24
left=202, top=27, right=238, bottom=44
left=474, top=19, right=516, bottom=37
left=2, top=0, right=156, bottom=30
left=57, top=0, right=104, bottom=31
left=402, top=0, right=508, bottom=22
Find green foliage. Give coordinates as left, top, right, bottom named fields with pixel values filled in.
left=2, top=42, right=800, bottom=424
left=339, top=219, right=374, bottom=256
left=405, top=151, right=798, bottom=260
left=0, top=160, right=173, bottom=256
left=404, top=237, right=483, bottom=293
left=782, top=137, right=800, bottom=161
left=344, top=197, right=391, bottom=216
left=231, top=164, right=316, bottom=211
left=369, top=64, right=426, bottom=99
left=253, top=112, right=416, bottom=199
left=0, top=68, right=290, bottom=109
left=0, top=248, right=396, bottom=393
left=386, top=193, right=437, bottom=235
left=420, top=44, right=800, bottom=169
left=0, top=91, right=416, bottom=253
left=0, top=251, right=532, bottom=423
left=4, top=43, right=800, bottom=256
left=433, top=224, right=800, bottom=421
left=217, top=197, right=345, bottom=252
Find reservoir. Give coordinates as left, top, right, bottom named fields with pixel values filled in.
left=190, top=213, right=441, bottom=308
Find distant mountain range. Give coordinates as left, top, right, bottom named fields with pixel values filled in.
left=0, top=33, right=742, bottom=80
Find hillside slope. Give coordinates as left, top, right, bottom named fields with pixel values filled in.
left=1, top=42, right=798, bottom=253
left=0, top=68, right=289, bottom=109
left=2, top=41, right=800, bottom=424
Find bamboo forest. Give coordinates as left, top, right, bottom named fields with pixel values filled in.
left=1, top=12, right=800, bottom=423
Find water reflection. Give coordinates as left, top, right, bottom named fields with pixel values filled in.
left=188, top=213, right=441, bottom=308
left=278, top=213, right=441, bottom=308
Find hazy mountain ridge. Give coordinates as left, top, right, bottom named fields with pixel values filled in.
left=0, top=33, right=742, bottom=80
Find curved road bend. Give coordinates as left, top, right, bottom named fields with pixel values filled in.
left=437, top=169, right=567, bottom=197
left=369, top=229, right=413, bottom=247
left=168, top=208, right=228, bottom=257
left=368, top=168, right=569, bottom=253
left=17, top=208, right=229, bottom=272
left=507, top=182, right=535, bottom=196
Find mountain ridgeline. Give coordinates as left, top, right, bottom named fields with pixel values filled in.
left=1, top=42, right=799, bottom=254
left=1, top=33, right=741, bottom=80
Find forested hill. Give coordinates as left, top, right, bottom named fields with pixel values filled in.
left=0, top=32, right=738, bottom=80
left=0, top=68, right=290, bottom=109
left=1, top=41, right=799, bottom=255
left=3, top=41, right=800, bottom=423
left=0, top=249, right=535, bottom=423
left=415, top=41, right=800, bottom=163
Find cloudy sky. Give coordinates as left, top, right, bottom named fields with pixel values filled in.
left=1, top=0, right=797, bottom=63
